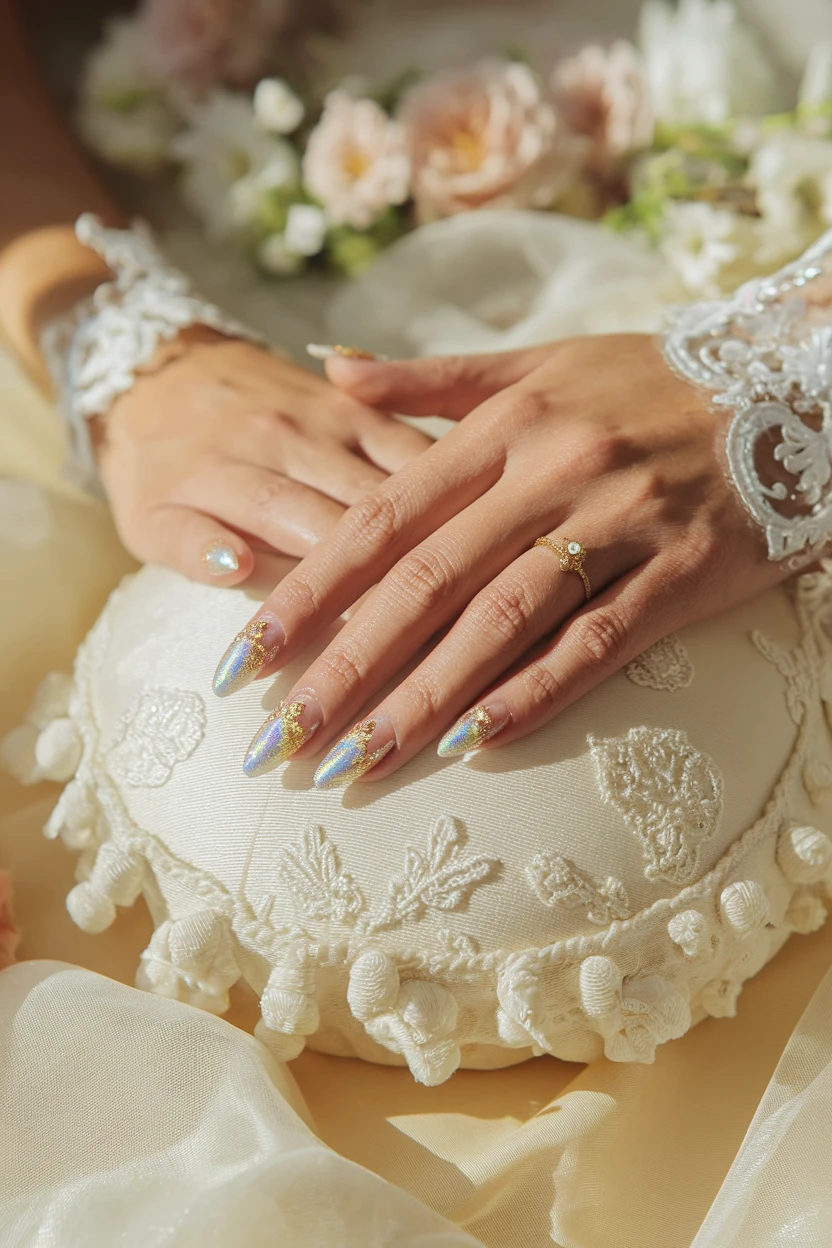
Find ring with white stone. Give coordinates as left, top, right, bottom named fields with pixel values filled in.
left=533, top=537, right=592, bottom=601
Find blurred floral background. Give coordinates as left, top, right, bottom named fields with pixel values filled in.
left=53, top=0, right=832, bottom=300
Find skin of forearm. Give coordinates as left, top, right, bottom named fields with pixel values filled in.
left=0, top=0, right=123, bottom=384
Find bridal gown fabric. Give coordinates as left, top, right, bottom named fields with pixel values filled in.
left=4, top=209, right=832, bottom=1247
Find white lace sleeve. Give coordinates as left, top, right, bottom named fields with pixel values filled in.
left=41, top=214, right=265, bottom=486
left=663, top=229, right=832, bottom=564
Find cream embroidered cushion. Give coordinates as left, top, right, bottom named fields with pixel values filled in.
left=11, top=564, right=832, bottom=1084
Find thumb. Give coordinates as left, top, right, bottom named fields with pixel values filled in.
left=321, top=345, right=552, bottom=420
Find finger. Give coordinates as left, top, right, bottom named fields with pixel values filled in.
left=214, top=426, right=501, bottom=696
left=306, top=525, right=643, bottom=786
left=324, top=346, right=554, bottom=420
left=240, top=488, right=566, bottom=773
left=125, top=503, right=255, bottom=585
left=174, top=463, right=346, bottom=558
left=439, top=559, right=670, bottom=757
left=355, top=411, right=436, bottom=474
left=263, top=430, right=389, bottom=506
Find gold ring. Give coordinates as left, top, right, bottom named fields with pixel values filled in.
left=534, top=537, right=592, bottom=600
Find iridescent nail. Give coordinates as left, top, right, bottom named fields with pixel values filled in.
left=203, top=540, right=239, bottom=577
left=437, top=703, right=511, bottom=758
left=212, top=615, right=284, bottom=698
left=243, top=695, right=322, bottom=777
left=314, top=719, right=395, bottom=790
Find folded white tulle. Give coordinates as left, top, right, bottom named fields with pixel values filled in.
left=326, top=211, right=673, bottom=359
left=692, top=959, right=832, bottom=1246
left=0, top=962, right=483, bottom=1248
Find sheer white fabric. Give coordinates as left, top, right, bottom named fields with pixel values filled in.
left=693, top=961, right=832, bottom=1245
left=0, top=961, right=483, bottom=1248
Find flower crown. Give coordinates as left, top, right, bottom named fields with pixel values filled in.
left=80, top=0, right=832, bottom=296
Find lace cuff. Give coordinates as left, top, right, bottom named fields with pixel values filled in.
left=42, top=214, right=264, bottom=485
left=663, top=229, right=832, bottom=564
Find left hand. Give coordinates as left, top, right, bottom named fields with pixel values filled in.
left=228, top=334, right=788, bottom=784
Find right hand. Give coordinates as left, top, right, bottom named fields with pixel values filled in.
left=95, top=330, right=432, bottom=583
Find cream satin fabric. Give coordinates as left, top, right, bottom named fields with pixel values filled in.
left=2, top=211, right=832, bottom=1244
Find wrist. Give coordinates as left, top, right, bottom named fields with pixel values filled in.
left=0, top=225, right=110, bottom=387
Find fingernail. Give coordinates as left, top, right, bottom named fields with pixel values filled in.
left=437, top=702, right=511, bottom=758
left=243, top=693, right=323, bottom=777
left=213, top=614, right=284, bottom=698
left=306, top=343, right=382, bottom=361
left=314, top=717, right=396, bottom=789
left=203, top=540, right=239, bottom=577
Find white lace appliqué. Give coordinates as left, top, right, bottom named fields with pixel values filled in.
left=45, top=215, right=263, bottom=483
left=526, top=853, right=632, bottom=926
left=590, top=726, right=724, bottom=885
left=664, top=228, right=832, bottom=563
left=625, top=634, right=694, bottom=692
left=106, top=689, right=206, bottom=787
left=275, top=816, right=501, bottom=938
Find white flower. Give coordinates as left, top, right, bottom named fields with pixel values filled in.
left=170, top=90, right=299, bottom=237
left=283, top=203, right=327, bottom=256
left=303, top=91, right=410, bottom=230
left=749, top=131, right=832, bottom=264
left=659, top=202, right=740, bottom=297
left=552, top=41, right=653, bottom=164
left=258, top=233, right=304, bottom=275
left=639, top=0, right=782, bottom=127
left=254, top=77, right=305, bottom=134
left=77, top=17, right=175, bottom=170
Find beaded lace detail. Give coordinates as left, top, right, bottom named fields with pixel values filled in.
left=43, top=214, right=263, bottom=483
left=663, top=227, right=832, bottom=563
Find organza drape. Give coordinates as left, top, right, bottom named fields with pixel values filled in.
left=0, top=962, right=484, bottom=1248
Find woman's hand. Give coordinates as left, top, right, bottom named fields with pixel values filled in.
left=95, top=330, right=433, bottom=582
left=218, top=334, right=786, bottom=785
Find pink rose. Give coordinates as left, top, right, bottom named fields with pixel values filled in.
left=0, top=872, right=19, bottom=971
left=139, top=0, right=289, bottom=92
left=398, top=59, right=575, bottom=220
left=552, top=41, right=653, bottom=167
left=303, top=91, right=410, bottom=230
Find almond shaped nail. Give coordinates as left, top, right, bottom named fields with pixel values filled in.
left=213, top=616, right=284, bottom=698
left=437, top=704, right=511, bottom=758
left=243, top=696, right=322, bottom=777
left=314, top=719, right=395, bottom=789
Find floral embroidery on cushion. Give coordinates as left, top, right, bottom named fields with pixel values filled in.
left=276, top=816, right=500, bottom=935
left=106, top=688, right=206, bottom=787
left=625, top=634, right=694, bottom=692
left=366, top=815, right=500, bottom=934
left=277, top=825, right=365, bottom=925
left=590, top=726, right=723, bottom=885
left=526, top=852, right=632, bottom=925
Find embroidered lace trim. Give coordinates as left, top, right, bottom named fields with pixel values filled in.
left=663, top=227, right=832, bottom=563
left=41, top=214, right=263, bottom=484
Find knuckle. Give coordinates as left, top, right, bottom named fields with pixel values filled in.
left=469, top=579, right=535, bottom=644
left=400, top=672, right=444, bottom=722
left=395, top=544, right=458, bottom=611
left=519, top=661, right=565, bottom=712
left=573, top=605, right=631, bottom=668
left=349, top=489, right=405, bottom=552
left=249, top=474, right=287, bottom=516
left=280, top=574, right=324, bottom=622
left=314, top=646, right=366, bottom=698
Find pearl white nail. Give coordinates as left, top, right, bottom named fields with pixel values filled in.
left=203, top=541, right=239, bottom=577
